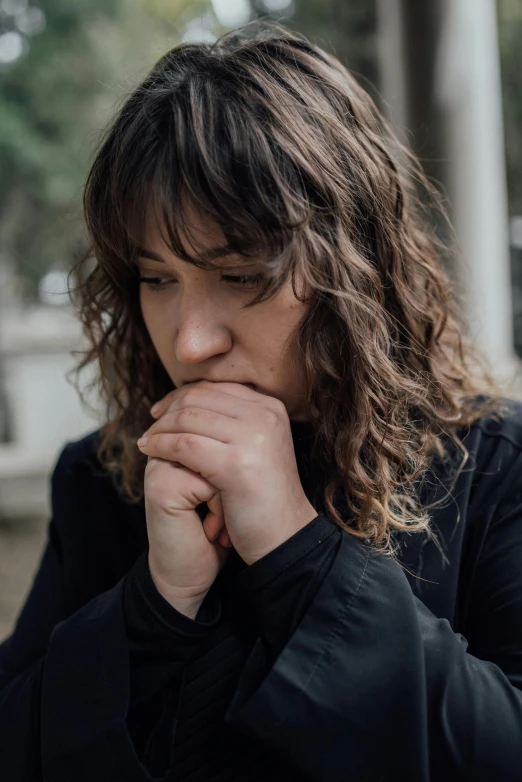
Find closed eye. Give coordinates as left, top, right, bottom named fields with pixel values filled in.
left=138, top=273, right=264, bottom=291
left=138, top=276, right=173, bottom=290
left=222, top=273, right=264, bottom=288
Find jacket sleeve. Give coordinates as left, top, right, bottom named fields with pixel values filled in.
left=225, top=466, right=522, bottom=781
left=0, top=442, right=221, bottom=782
left=123, top=547, right=222, bottom=776
left=234, top=512, right=341, bottom=669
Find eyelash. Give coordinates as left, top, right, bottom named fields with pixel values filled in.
left=138, top=273, right=264, bottom=291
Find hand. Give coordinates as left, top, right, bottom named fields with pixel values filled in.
left=142, top=453, right=233, bottom=617
left=138, top=380, right=318, bottom=566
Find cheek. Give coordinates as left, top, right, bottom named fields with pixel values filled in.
left=255, top=298, right=307, bottom=363
left=140, top=295, right=168, bottom=352
left=139, top=295, right=153, bottom=337
left=275, top=292, right=309, bottom=339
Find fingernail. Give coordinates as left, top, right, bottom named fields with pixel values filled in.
left=150, top=402, right=161, bottom=416
left=137, top=436, right=149, bottom=447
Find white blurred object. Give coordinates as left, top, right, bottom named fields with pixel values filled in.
left=262, top=0, right=292, bottom=12
left=182, top=14, right=217, bottom=44
left=211, top=0, right=251, bottom=28
left=434, top=0, right=514, bottom=371
left=15, top=6, right=46, bottom=37
left=37, top=268, right=70, bottom=307
left=0, top=0, right=28, bottom=13
left=0, top=31, right=26, bottom=65
left=0, top=302, right=104, bottom=518
left=377, top=0, right=521, bottom=392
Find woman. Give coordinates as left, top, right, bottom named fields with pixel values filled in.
left=1, top=20, right=521, bottom=782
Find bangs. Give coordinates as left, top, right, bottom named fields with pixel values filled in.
left=85, top=43, right=322, bottom=306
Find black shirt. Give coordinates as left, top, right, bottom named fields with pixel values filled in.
left=1, top=397, right=522, bottom=781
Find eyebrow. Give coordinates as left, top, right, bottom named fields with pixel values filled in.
left=137, top=246, right=239, bottom=266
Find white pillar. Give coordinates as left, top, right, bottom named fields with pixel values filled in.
left=435, top=0, right=517, bottom=381
left=377, top=0, right=521, bottom=390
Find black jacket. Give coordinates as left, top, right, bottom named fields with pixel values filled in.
left=1, top=398, right=522, bottom=781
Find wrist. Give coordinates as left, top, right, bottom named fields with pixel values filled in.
left=243, top=505, right=319, bottom=566
left=148, top=558, right=209, bottom=620
left=160, top=588, right=206, bottom=619
left=163, top=596, right=205, bottom=620
left=153, top=582, right=208, bottom=620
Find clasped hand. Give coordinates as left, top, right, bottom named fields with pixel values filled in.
left=138, top=380, right=318, bottom=566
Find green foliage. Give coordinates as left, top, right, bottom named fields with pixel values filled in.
left=0, top=0, right=166, bottom=293
left=0, top=0, right=378, bottom=298
left=286, top=0, right=378, bottom=101
left=1, top=0, right=520, bottom=300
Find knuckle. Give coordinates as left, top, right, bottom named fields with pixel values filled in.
left=263, top=405, right=281, bottom=426
left=176, top=407, right=196, bottom=426
left=145, top=456, right=167, bottom=479
left=272, top=396, right=286, bottom=414
left=182, top=388, right=203, bottom=406
left=144, top=460, right=184, bottom=511
left=232, top=445, right=257, bottom=475
left=176, top=432, right=194, bottom=452
left=144, top=465, right=170, bottom=503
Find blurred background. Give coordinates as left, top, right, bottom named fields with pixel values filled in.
left=1, top=0, right=522, bottom=640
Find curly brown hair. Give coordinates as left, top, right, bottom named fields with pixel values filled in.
left=68, top=20, right=512, bottom=564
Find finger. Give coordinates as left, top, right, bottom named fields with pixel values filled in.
left=138, top=431, right=229, bottom=487
left=215, top=539, right=232, bottom=567
left=203, top=514, right=222, bottom=542
left=217, top=528, right=231, bottom=547
left=151, top=380, right=260, bottom=420
left=143, top=382, right=275, bottom=443
left=142, top=407, right=246, bottom=446
left=150, top=388, right=179, bottom=418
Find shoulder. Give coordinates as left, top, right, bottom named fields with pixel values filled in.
left=52, top=428, right=104, bottom=483
left=50, top=427, right=121, bottom=524
left=462, top=395, right=522, bottom=470
left=50, top=427, right=139, bottom=517
left=458, top=395, right=522, bottom=514
left=50, top=428, right=147, bottom=592
left=469, top=394, right=522, bottom=448
left=423, top=395, right=522, bottom=516
left=50, top=426, right=143, bottom=528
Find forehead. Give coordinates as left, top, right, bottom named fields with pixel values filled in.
left=138, top=199, right=248, bottom=269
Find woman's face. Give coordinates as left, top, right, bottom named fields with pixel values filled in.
left=138, top=204, right=312, bottom=421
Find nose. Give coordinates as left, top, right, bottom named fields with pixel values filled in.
left=174, top=298, right=233, bottom=366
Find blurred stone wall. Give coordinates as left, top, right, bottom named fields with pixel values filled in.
left=0, top=296, right=104, bottom=641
